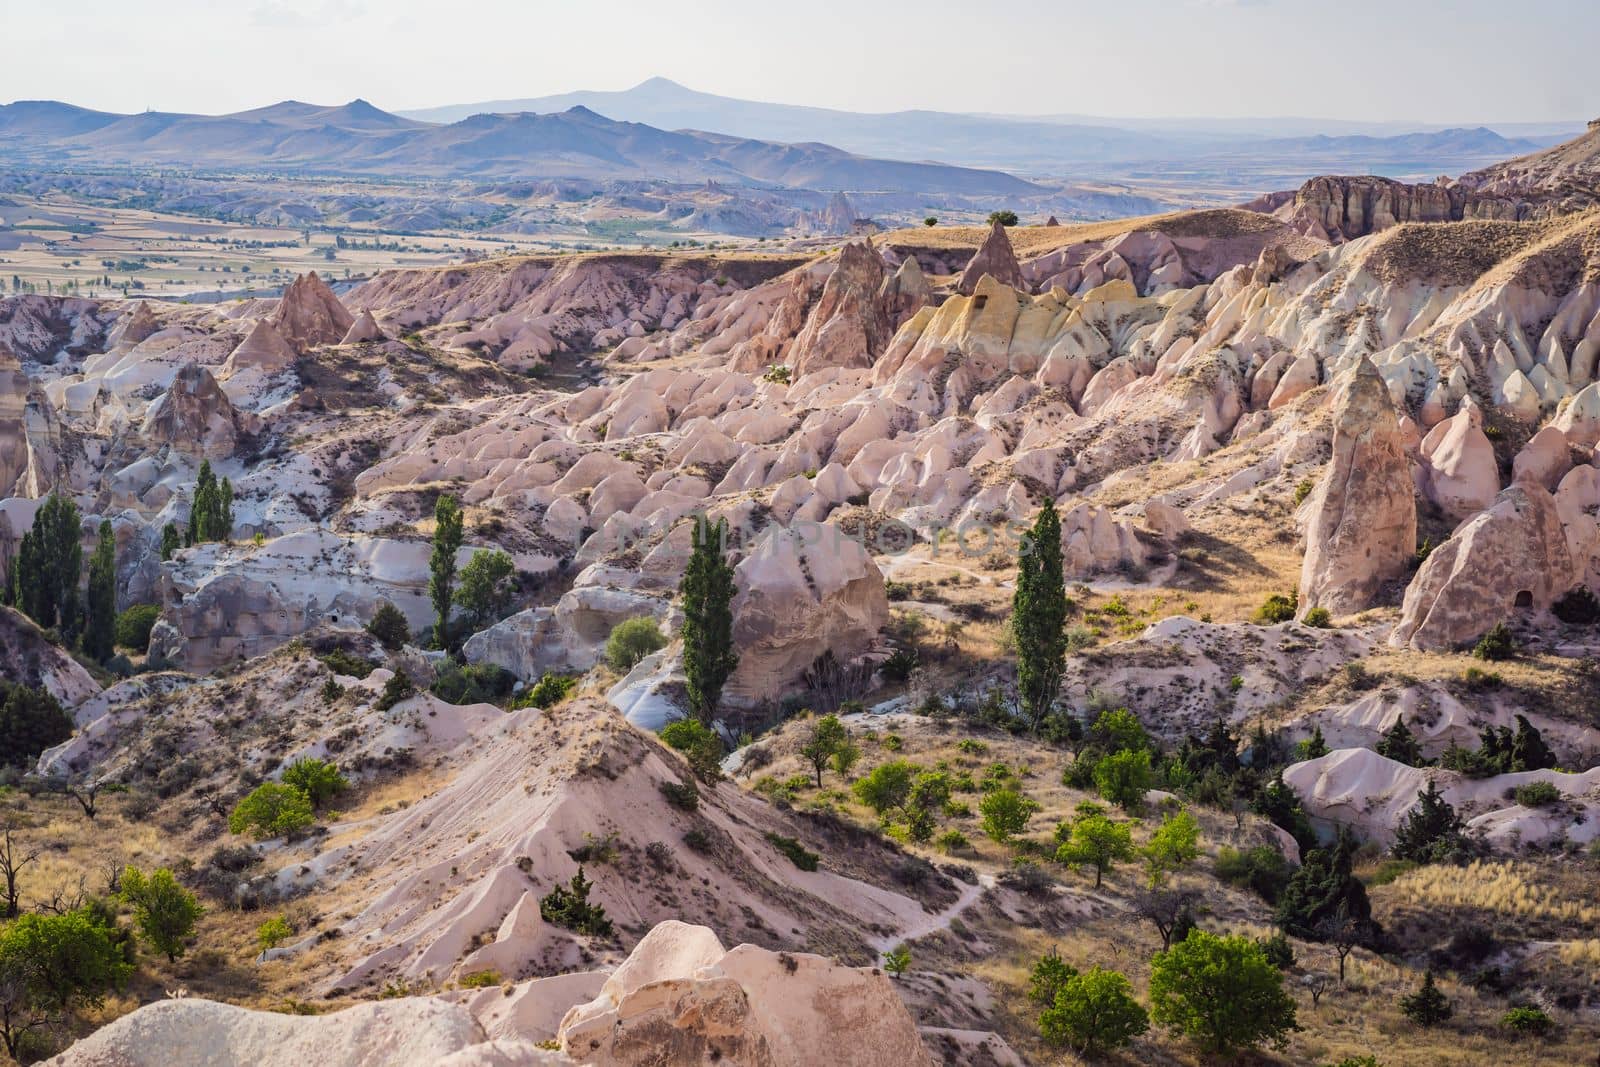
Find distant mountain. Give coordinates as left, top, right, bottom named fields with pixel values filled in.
left=0, top=98, right=1038, bottom=194
left=401, top=78, right=1582, bottom=174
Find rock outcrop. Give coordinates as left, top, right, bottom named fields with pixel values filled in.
left=1418, top=403, right=1500, bottom=522
left=1391, top=484, right=1577, bottom=650
left=222, top=319, right=299, bottom=376
left=142, top=363, right=249, bottom=458
left=272, top=271, right=355, bottom=352
left=1298, top=359, right=1417, bottom=615
left=341, top=308, right=387, bottom=344
left=956, top=219, right=1025, bottom=295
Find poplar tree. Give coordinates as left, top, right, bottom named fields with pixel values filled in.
left=12, top=494, right=83, bottom=637
left=428, top=494, right=464, bottom=648
left=159, top=522, right=181, bottom=561
left=680, top=516, right=738, bottom=725
left=1014, top=500, right=1068, bottom=731
left=83, top=520, right=116, bottom=662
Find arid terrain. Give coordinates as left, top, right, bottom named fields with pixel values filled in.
left=2, top=74, right=1600, bottom=1067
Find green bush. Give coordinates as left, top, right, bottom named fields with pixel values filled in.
left=1473, top=622, right=1514, bottom=661
left=374, top=670, right=415, bottom=711
left=979, top=788, right=1040, bottom=844
left=1254, top=593, right=1298, bottom=624
left=660, top=718, right=724, bottom=781
left=1500, top=1005, right=1553, bottom=1036
left=458, top=969, right=501, bottom=988
left=229, top=783, right=315, bottom=840
left=1399, top=970, right=1452, bottom=1027
left=606, top=616, right=666, bottom=671
left=320, top=648, right=377, bottom=679
left=0, top=680, right=73, bottom=770
left=1214, top=846, right=1292, bottom=903
left=1149, top=930, right=1298, bottom=1053
left=539, top=867, right=613, bottom=937
left=1512, top=780, right=1562, bottom=807
left=1293, top=479, right=1315, bottom=506
left=365, top=601, right=411, bottom=651
left=1302, top=607, right=1332, bottom=628
left=1039, top=967, right=1149, bottom=1055
left=281, top=757, right=348, bottom=810
left=113, top=604, right=162, bottom=651
left=120, top=865, right=203, bottom=962
left=256, top=916, right=294, bottom=954
left=1094, top=749, right=1154, bottom=810
left=659, top=778, right=700, bottom=812
left=514, top=672, right=577, bottom=710
left=879, top=646, right=919, bottom=683
left=765, top=832, right=819, bottom=871
left=987, top=209, right=1019, bottom=226
left=431, top=662, right=515, bottom=705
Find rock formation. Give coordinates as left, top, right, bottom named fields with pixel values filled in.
left=142, top=363, right=249, bottom=458
left=1391, top=484, right=1577, bottom=650
left=1298, top=358, right=1417, bottom=615
left=341, top=307, right=387, bottom=344
left=271, top=271, right=355, bottom=352
left=222, top=319, right=299, bottom=376
left=956, top=219, right=1025, bottom=295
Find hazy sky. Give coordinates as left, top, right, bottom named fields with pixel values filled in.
left=5, top=0, right=1596, bottom=123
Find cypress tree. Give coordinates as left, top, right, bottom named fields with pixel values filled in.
left=83, top=520, right=116, bottom=662
left=187, top=461, right=216, bottom=547
left=217, top=477, right=233, bottom=542
left=13, top=494, right=83, bottom=636
left=1014, top=500, right=1068, bottom=731
left=159, top=522, right=181, bottom=561
left=1275, top=832, right=1372, bottom=938
left=1509, top=714, right=1555, bottom=772
left=680, top=515, right=738, bottom=725
left=1392, top=779, right=1468, bottom=863
left=1376, top=717, right=1425, bottom=766
left=428, top=494, right=464, bottom=648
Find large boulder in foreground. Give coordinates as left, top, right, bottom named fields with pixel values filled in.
left=1298, top=358, right=1416, bottom=615
left=1390, top=483, right=1576, bottom=650
left=726, top=525, right=888, bottom=705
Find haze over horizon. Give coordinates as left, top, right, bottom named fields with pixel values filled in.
left=6, top=0, right=1597, bottom=126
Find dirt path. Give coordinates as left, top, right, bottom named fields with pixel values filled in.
left=871, top=872, right=996, bottom=954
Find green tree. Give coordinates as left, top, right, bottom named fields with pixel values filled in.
left=366, top=601, right=410, bottom=651
left=905, top=770, right=953, bottom=842
left=82, top=521, right=116, bottom=662
left=1392, top=779, right=1468, bottom=863
left=987, top=210, right=1020, bottom=226
left=119, top=866, right=203, bottom=962
left=1095, top=749, right=1154, bottom=810
left=228, top=782, right=315, bottom=840
left=12, top=493, right=83, bottom=637
left=852, top=760, right=916, bottom=819
left=1089, top=708, right=1151, bottom=753
left=1013, top=501, right=1068, bottom=731
left=979, top=788, right=1040, bottom=844
left=1275, top=835, right=1373, bottom=939
left=454, top=549, right=516, bottom=631
left=1028, top=947, right=1078, bottom=1005
left=256, top=916, right=294, bottom=954
left=428, top=494, right=465, bottom=648
left=185, top=460, right=233, bottom=546
left=538, top=867, right=613, bottom=937
left=1141, top=809, right=1202, bottom=887
left=159, top=522, right=181, bottom=561
left=1040, top=967, right=1149, bottom=1055
left=1376, top=718, right=1425, bottom=766
left=0, top=682, right=73, bottom=770
left=1295, top=726, right=1329, bottom=762
left=1399, top=970, right=1452, bottom=1027
left=281, top=758, right=348, bottom=810
left=800, top=714, right=849, bottom=788
left=680, top=516, right=738, bottom=724
left=882, top=944, right=911, bottom=978
left=1055, top=811, right=1134, bottom=888
left=1509, top=714, right=1555, bottom=772
left=831, top=736, right=862, bottom=780
left=1149, top=929, right=1299, bottom=1054
left=660, top=718, right=724, bottom=781
left=0, top=909, right=133, bottom=1059
left=113, top=604, right=161, bottom=651
left=606, top=616, right=666, bottom=671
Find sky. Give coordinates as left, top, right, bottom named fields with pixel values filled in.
left=3, top=0, right=1596, bottom=124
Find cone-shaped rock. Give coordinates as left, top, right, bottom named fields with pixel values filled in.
left=223, top=319, right=298, bottom=375
left=1045, top=215, right=1061, bottom=226
left=957, top=219, right=1026, bottom=295
left=877, top=255, right=933, bottom=325
left=271, top=271, right=354, bottom=352
left=111, top=301, right=160, bottom=347
left=143, top=363, right=246, bottom=458
left=340, top=308, right=386, bottom=344
left=1298, top=358, right=1416, bottom=615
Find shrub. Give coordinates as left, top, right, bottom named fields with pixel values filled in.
left=0, top=681, right=73, bottom=770
left=281, top=757, right=348, bottom=810
left=1512, top=780, right=1561, bottom=807
left=1551, top=586, right=1600, bottom=625
left=256, top=916, right=294, bottom=954
left=852, top=759, right=916, bottom=817
left=539, top=868, right=613, bottom=937
left=320, top=648, right=376, bottom=679
left=120, top=865, right=204, bottom=962
left=1254, top=593, right=1298, bottom=624
left=882, top=944, right=911, bottom=978
left=765, top=832, right=819, bottom=871
left=1149, top=930, right=1298, bottom=1053
left=1302, top=607, right=1332, bottom=628
left=431, top=662, right=515, bottom=705
left=605, top=616, right=666, bottom=672
left=1215, top=846, right=1292, bottom=903
left=1028, top=948, right=1078, bottom=1005
left=1500, top=1005, right=1553, bottom=1036
left=979, top=789, right=1040, bottom=844
left=365, top=601, right=411, bottom=650
left=761, top=364, right=792, bottom=385
left=1141, top=809, right=1201, bottom=887
left=1094, top=749, right=1154, bottom=810
left=514, top=672, right=577, bottom=710
left=879, top=646, right=919, bottom=683
left=374, top=670, right=414, bottom=711
left=1258, top=932, right=1295, bottom=970
left=659, top=778, right=700, bottom=812
left=458, top=969, right=501, bottom=988
left=113, top=603, right=162, bottom=651
left=1055, top=811, right=1134, bottom=888
left=1473, top=622, right=1514, bottom=661
left=1293, top=479, right=1315, bottom=506
left=229, top=782, right=315, bottom=840
left=935, top=828, right=969, bottom=853
left=987, top=210, right=1019, bottom=226
left=1399, top=970, right=1452, bottom=1027
left=660, top=718, right=725, bottom=781
left=1039, top=967, right=1149, bottom=1055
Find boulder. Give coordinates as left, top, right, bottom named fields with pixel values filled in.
left=1298, top=359, right=1417, bottom=615
left=1391, top=484, right=1576, bottom=650
left=341, top=308, right=387, bottom=344
left=1511, top=424, right=1572, bottom=490
left=1418, top=403, right=1500, bottom=521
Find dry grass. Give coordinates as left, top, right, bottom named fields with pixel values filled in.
left=1386, top=861, right=1600, bottom=926
left=881, top=208, right=1286, bottom=258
